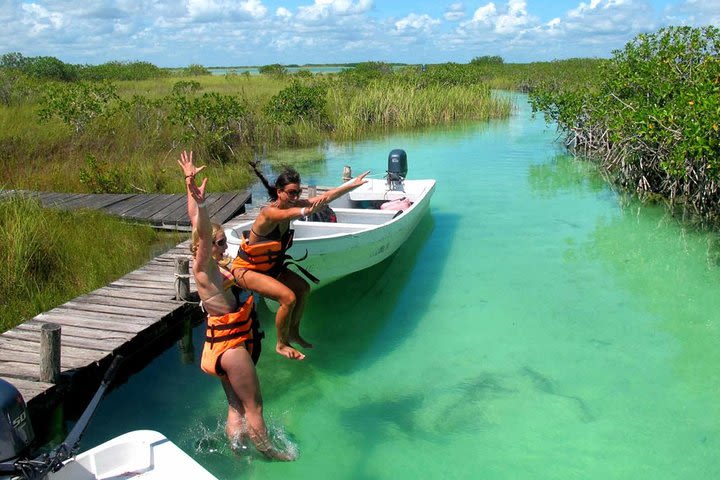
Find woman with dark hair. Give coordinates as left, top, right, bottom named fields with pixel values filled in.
left=231, top=163, right=369, bottom=361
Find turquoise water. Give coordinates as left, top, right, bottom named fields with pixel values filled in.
left=78, top=95, right=720, bottom=479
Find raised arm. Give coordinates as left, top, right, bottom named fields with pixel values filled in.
left=307, top=170, right=370, bottom=204
left=178, top=151, right=212, bottom=270
left=178, top=150, right=207, bottom=229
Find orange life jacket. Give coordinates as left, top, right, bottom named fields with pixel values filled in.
left=201, top=295, right=259, bottom=376
left=230, top=229, right=294, bottom=276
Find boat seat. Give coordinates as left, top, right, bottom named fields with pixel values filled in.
left=331, top=208, right=397, bottom=225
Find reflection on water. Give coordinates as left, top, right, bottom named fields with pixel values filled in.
left=71, top=93, right=720, bottom=480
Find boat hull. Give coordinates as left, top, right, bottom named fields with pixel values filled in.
left=48, top=430, right=217, bottom=480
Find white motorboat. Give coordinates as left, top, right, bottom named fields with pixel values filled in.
left=48, top=430, right=216, bottom=480
left=226, top=150, right=435, bottom=288
left=1, top=361, right=217, bottom=480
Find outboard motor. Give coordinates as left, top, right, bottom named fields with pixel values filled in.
left=386, top=149, right=408, bottom=191
left=0, top=379, right=35, bottom=476
left=0, top=356, right=122, bottom=479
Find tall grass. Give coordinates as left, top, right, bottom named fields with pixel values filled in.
left=0, top=195, right=182, bottom=331
left=329, top=82, right=511, bottom=137
left=0, top=72, right=519, bottom=194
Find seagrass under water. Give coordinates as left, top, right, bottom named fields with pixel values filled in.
left=78, top=94, right=720, bottom=479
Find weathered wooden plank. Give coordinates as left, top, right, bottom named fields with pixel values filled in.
left=209, top=192, right=250, bottom=225
left=101, top=194, right=156, bottom=216
left=109, top=278, right=177, bottom=291
left=76, top=292, right=180, bottom=311
left=56, top=193, right=134, bottom=210
left=30, top=309, right=150, bottom=332
left=35, top=309, right=158, bottom=329
left=3, top=328, right=126, bottom=351
left=0, top=377, right=55, bottom=400
left=90, top=286, right=183, bottom=303
left=52, top=300, right=166, bottom=319
left=0, top=349, right=88, bottom=370
left=147, top=196, right=189, bottom=224
left=0, top=336, right=111, bottom=359
left=0, top=362, right=50, bottom=380
left=123, top=270, right=175, bottom=283
left=40, top=193, right=88, bottom=207
left=125, top=194, right=178, bottom=220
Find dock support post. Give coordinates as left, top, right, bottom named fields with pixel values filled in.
left=179, top=317, right=195, bottom=364
left=342, top=166, right=352, bottom=182
left=175, top=257, right=191, bottom=301
left=40, top=323, right=61, bottom=383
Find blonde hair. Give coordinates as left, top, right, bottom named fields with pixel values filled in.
left=190, top=222, right=224, bottom=259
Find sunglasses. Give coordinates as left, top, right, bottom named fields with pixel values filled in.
left=213, top=237, right=227, bottom=247
left=283, top=188, right=301, bottom=197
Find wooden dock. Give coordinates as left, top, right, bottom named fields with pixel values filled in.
left=0, top=242, right=199, bottom=409
left=0, top=188, right=253, bottom=413
left=0, top=189, right=252, bottom=230
left=0, top=185, right=331, bottom=414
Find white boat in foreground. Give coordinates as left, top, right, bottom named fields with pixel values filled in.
left=1, top=367, right=217, bottom=480
left=226, top=165, right=436, bottom=288
left=48, top=430, right=217, bottom=480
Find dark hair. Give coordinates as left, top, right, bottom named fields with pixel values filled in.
left=249, top=161, right=301, bottom=201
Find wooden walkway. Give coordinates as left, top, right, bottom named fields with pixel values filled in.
left=0, top=242, right=198, bottom=408
left=0, top=185, right=325, bottom=412
left=0, top=189, right=252, bottom=230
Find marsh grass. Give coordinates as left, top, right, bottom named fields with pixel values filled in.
left=328, top=83, right=511, bottom=137
left=1, top=73, right=516, bottom=193
left=0, top=195, right=183, bottom=330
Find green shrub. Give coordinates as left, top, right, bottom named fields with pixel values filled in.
left=259, top=64, right=288, bottom=77
left=78, top=154, right=131, bottom=193
left=172, top=80, right=202, bottom=94
left=530, top=25, right=720, bottom=220
left=264, top=80, right=328, bottom=126
left=169, top=92, right=253, bottom=161
left=470, top=55, right=504, bottom=65
left=37, top=81, right=119, bottom=133
left=78, top=61, right=166, bottom=81
left=182, top=64, right=211, bottom=76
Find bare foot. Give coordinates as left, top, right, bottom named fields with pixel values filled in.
left=259, top=447, right=296, bottom=461
left=288, top=335, right=313, bottom=349
left=276, top=342, right=305, bottom=360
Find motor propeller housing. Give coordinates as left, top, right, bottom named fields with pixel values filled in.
left=386, top=149, right=408, bottom=191
left=0, top=378, right=35, bottom=466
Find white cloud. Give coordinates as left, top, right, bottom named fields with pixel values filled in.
left=495, top=0, right=531, bottom=34
left=186, top=0, right=267, bottom=21
left=0, top=0, right=711, bottom=68
left=296, top=0, right=373, bottom=22
left=667, top=0, right=720, bottom=25
left=444, top=3, right=465, bottom=22
left=395, top=13, right=440, bottom=33
left=276, top=7, right=292, bottom=19
left=471, top=3, right=497, bottom=23
left=21, top=2, right=66, bottom=34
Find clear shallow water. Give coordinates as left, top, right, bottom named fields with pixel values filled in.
left=77, top=94, right=720, bottom=479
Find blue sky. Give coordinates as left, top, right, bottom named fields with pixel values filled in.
left=0, top=1, right=717, bottom=67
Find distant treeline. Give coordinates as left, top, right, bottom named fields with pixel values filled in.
left=0, top=52, right=215, bottom=81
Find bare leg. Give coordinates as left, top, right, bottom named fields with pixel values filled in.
left=277, top=269, right=312, bottom=348
left=220, top=377, right=245, bottom=447
left=234, top=268, right=305, bottom=360
left=219, top=347, right=294, bottom=461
